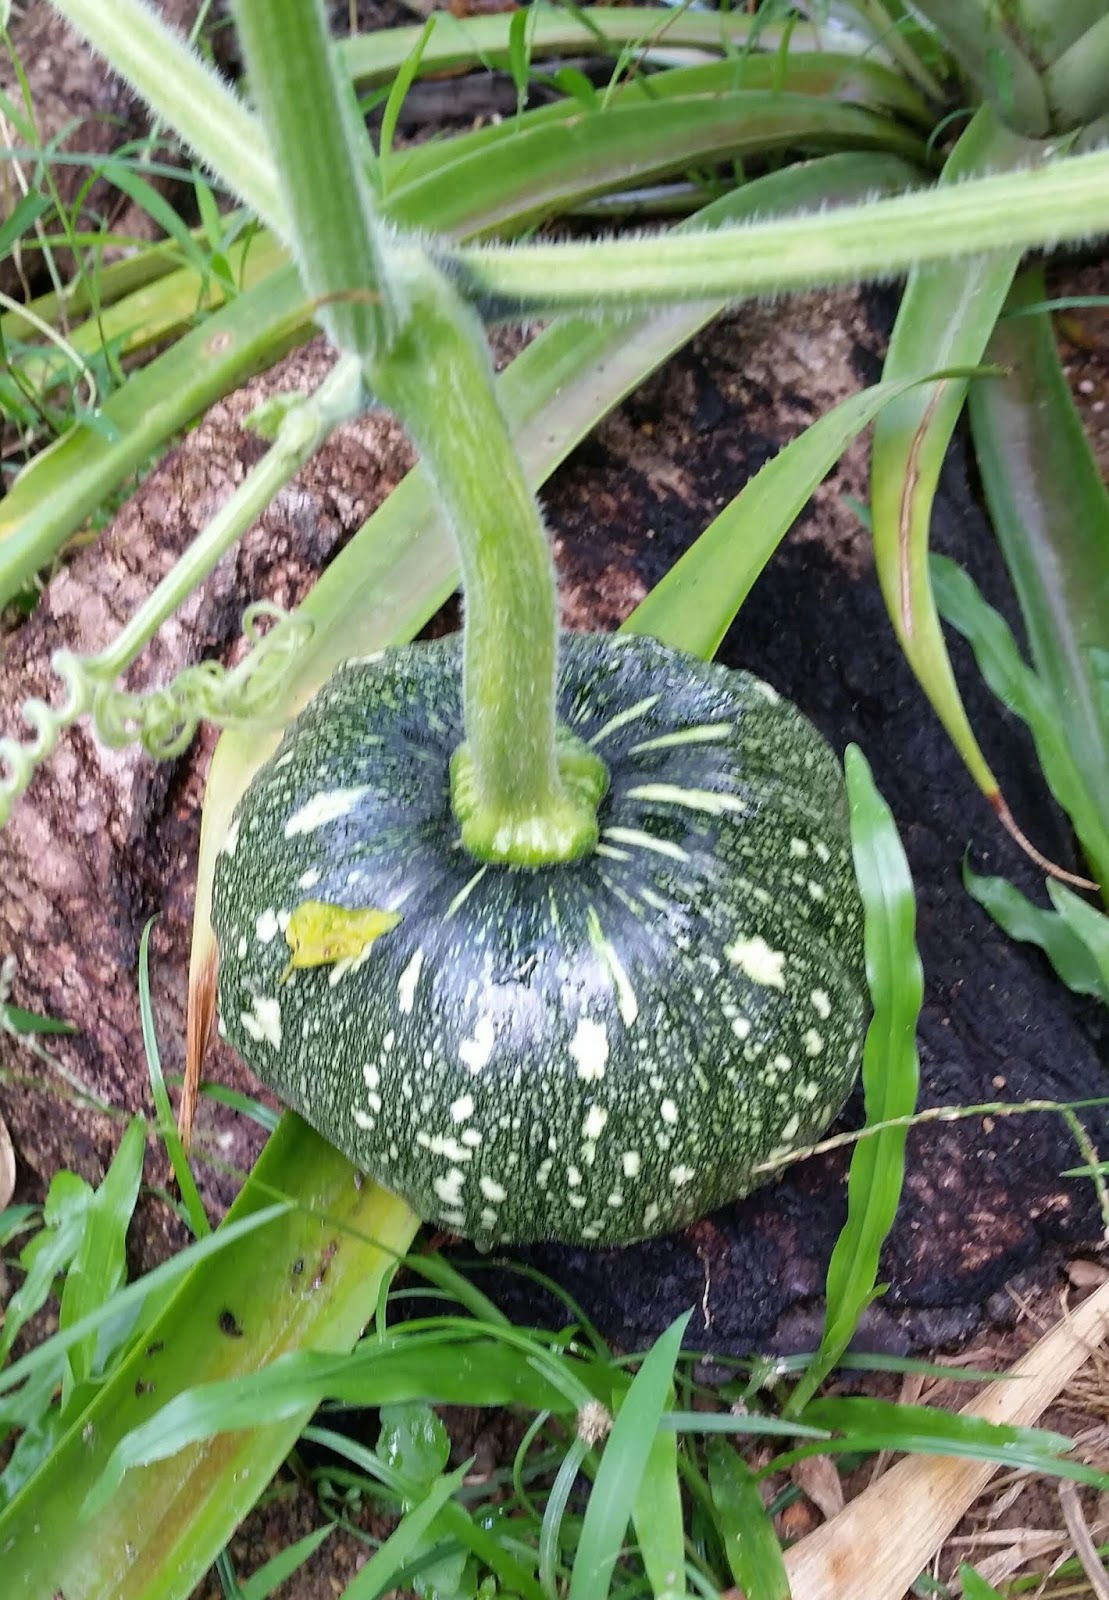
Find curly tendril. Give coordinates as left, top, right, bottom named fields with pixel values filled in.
left=0, top=603, right=313, bottom=825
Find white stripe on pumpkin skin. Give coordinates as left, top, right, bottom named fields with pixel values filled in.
left=283, top=786, right=370, bottom=838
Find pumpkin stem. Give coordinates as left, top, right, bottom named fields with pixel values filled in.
left=372, top=254, right=609, bottom=865
left=225, top=0, right=607, bottom=863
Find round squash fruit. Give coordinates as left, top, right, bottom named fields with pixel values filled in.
left=213, top=632, right=867, bottom=1246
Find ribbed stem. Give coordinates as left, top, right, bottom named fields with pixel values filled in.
left=371, top=256, right=606, bottom=865
left=230, top=0, right=393, bottom=360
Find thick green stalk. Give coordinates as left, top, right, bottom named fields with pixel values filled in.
left=371, top=255, right=605, bottom=865
left=45, top=0, right=283, bottom=232
left=230, top=0, right=392, bottom=360
left=446, top=146, right=1109, bottom=311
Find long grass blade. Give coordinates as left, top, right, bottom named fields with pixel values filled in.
left=785, top=746, right=922, bottom=1415
left=569, top=1312, right=691, bottom=1600
left=869, top=105, right=1031, bottom=819
left=967, top=266, right=1109, bottom=896
left=625, top=369, right=965, bottom=661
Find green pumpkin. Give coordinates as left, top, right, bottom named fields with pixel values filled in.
left=212, top=632, right=867, bottom=1246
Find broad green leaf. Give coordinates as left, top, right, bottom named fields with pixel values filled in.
left=1043, top=12, right=1109, bottom=126
left=83, top=1336, right=588, bottom=1517
left=631, top=1410, right=686, bottom=1599
left=384, top=52, right=928, bottom=193
left=388, top=93, right=923, bottom=236
left=707, top=1438, right=791, bottom=1600
left=0, top=1113, right=416, bottom=1600
left=786, top=746, right=922, bottom=1415
left=869, top=105, right=1033, bottom=808
left=377, top=1402, right=451, bottom=1490
left=931, top=553, right=1109, bottom=887
left=1047, top=881, right=1109, bottom=995
left=58, top=1115, right=146, bottom=1399
left=963, top=864, right=1107, bottom=1001
left=570, top=1312, right=691, bottom=1600
left=968, top=266, right=1109, bottom=896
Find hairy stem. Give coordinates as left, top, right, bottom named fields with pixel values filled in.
left=371, top=256, right=606, bottom=865
left=444, top=146, right=1109, bottom=313
left=48, top=0, right=283, bottom=231
left=230, top=0, right=395, bottom=360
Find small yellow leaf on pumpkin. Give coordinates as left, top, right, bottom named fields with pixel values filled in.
left=280, top=901, right=402, bottom=983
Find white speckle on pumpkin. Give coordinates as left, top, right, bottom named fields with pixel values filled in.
left=582, top=1105, right=609, bottom=1142
left=731, top=1015, right=751, bottom=1040
left=724, top=935, right=786, bottom=990
left=804, top=1029, right=825, bottom=1056
left=240, top=995, right=282, bottom=1050
left=660, top=1098, right=679, bottom=1125
left=811, top=988, right=832, bottom=1019
left=397, top=949, right=424, bottom=1014
left=283, top=785, right=369, bottom=838
left=450, top=1093, right=474, bottom=1123
left=364, top=1063, right=380, bottom=1090
left=459, top=1015, right=496, bottom=1073
left=622, top=1150, right=641, bottom=1178
left=297, top=866, right=322, bottom=890
left=670, top=1164, right=695, bottom=1187
left=570, top=1016, right=609, bottom=1082
left=479, top=1176, right=507, bottom=1203
left=433, top=1168, right=465, bottom=1208
left=790, top=838, right=810, bottom=858
left=221, top=817, right=240, bottom=857
left=567, top=1165, right=582, bottom=1187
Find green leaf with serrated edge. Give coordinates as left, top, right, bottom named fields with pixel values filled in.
left=58, top=1116, right=146, bottom=1400
left=963, top=864, right=1106, bottom=1001
left=786, top=745, right=922, bottom=1416
left=869, top=104, right=1035, bottom=808
left=383, top=51, right=929, bottom=193
left=387, top=93, right=923, bottom=236
left=931, top=552, right=1109, bottom=888
left=570, top=1313, right=691, bottom=1600
left=968, top=266, right=1109, bottom=897
left=707, top=1437, right=791, bottom=1600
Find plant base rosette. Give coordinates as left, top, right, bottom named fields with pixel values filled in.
left=213, top=633, right=866, bottom=1245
